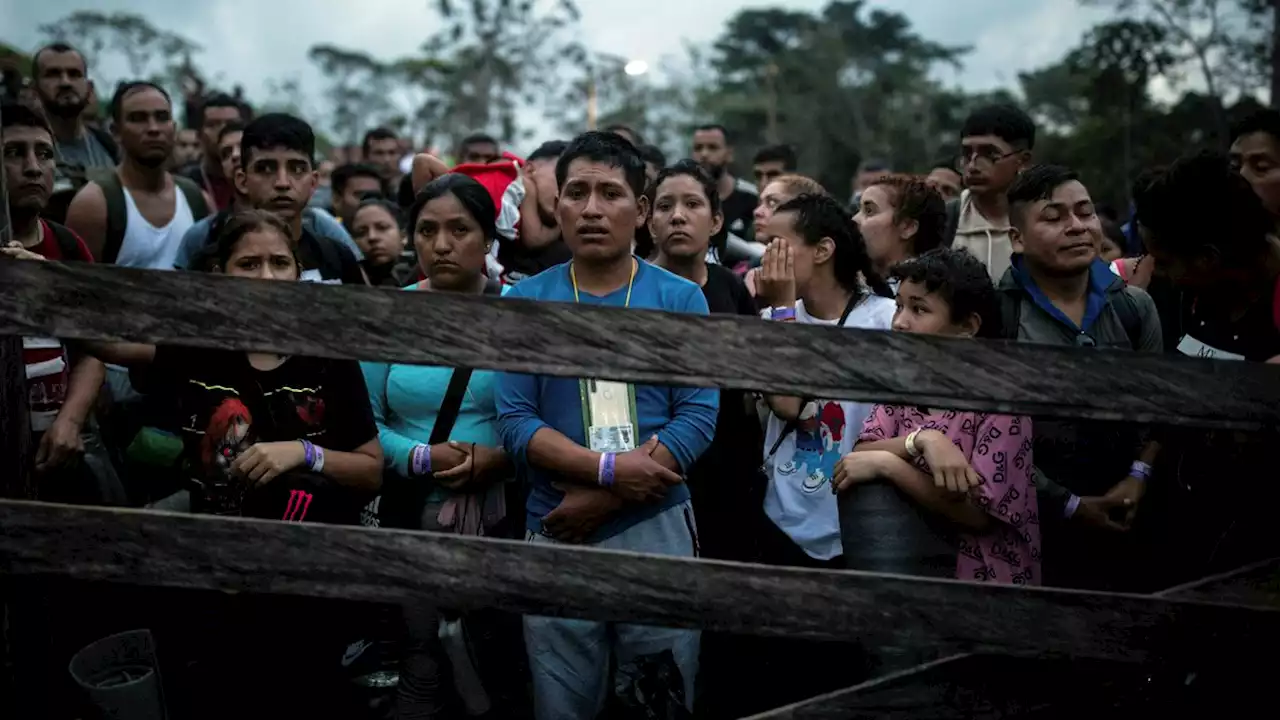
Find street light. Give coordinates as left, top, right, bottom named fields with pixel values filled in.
left=624, top=60, right=649, bottom=77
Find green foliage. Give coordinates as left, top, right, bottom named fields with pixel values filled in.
left=687, top=0, right=970, bottom=193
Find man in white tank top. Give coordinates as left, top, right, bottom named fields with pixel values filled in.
left=65, top=81, right=209, bottom=268
left=64, top=82, right=211, bottom=405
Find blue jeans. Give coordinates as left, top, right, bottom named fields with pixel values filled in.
left=524, top=500, right=700, bottom=719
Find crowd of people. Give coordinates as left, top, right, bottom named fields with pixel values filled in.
left=3, top=39, right=1280, bottom=720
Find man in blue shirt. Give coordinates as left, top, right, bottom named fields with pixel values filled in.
left=496, top=132, right=718, bottom=718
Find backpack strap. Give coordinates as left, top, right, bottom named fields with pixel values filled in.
left=89, top=170, right=129, bottom=265
left=998, top=287, right=1023, bottom=340
left=1112, top=288, right=1143, bottom=351
left=174, top=175, right=211, bottom=221
left=46, top=221, right=87, bottom=262
left=87, top=126, right=120, bottom=164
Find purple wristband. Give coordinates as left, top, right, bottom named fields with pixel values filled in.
left=597, top=452, right=616, bottom=487
left=411, top=444, right=432, bottom=477
left=301, top=440, right=315, bottom=469
left=1064, top=494, right=1081, bottom=519
left=770, top=306, right=796, bottom=321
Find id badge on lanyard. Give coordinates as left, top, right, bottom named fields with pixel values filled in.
left=580, top=378, right=639, bottom=453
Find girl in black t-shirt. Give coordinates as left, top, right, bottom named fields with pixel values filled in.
left=649, top=160, right=763, bottom=560
left=82, top=209, right=383, bottom=524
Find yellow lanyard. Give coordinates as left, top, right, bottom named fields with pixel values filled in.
left=570, top=258, right=637, bottom=308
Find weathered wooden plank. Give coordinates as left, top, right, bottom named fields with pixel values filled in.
left=1157, top=558, right=1280, bottom=607
left=1, top=501, right=1279, bottom=664
left=0, top=336, right=33, bottom=499
left=745, top=654, right=1155, bottom=719
left=0, top=262, right=1277, bottom=428
left=746, top=654, right=976, bottom=720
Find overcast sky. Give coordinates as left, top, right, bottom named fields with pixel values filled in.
left=3, top=0, right=1111, bottom=141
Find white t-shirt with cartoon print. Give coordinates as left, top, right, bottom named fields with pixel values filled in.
left=761, top=294, right=896, bottom=560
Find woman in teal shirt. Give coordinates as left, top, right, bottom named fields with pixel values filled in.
left=361, top=174, right=519, bottom=718
left=361, top=173, right=513, bottom=530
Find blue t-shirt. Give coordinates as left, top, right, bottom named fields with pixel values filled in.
left=173, top=207, right=363, bottom=270
left=495, top=260, right=719, bottom=541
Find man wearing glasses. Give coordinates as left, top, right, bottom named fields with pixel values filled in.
left=999, top=163, right=1164, bottom=592
left=950, top=104, right=1036, bottom=280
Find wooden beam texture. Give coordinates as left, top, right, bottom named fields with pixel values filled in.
left=1, top=501, right=1278, bottom=665
left=746, top=654, right=1157, bottom=719
left=0, top=262, right=1278, bottom=429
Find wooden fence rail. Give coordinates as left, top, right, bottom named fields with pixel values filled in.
left=2, top=260, right=1280, bottom=715
left=1, top=261, right=1278, bottom=429
left=2, top=501, right=1279, bottom=666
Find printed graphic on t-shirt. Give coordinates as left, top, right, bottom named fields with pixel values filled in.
left=185, top=381, right=327, bottom=517
left=777, top=401, right=847, bottom=493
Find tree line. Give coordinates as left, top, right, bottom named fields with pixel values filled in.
left=3, top=0, right=1280, bottom=208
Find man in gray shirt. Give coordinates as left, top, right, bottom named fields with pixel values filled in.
left=31, top=42, right=118, bottom=221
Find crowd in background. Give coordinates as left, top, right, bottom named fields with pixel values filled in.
left=3, top=36, right=1280, bottom=720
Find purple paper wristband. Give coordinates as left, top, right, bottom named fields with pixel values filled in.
left=301, top=440, right=315, bottom=469
left=411, top=444, right=432, bottom=477
left=1064, top=494, right=1081, bottom=519
left=598, top=452, right=616, bottom=487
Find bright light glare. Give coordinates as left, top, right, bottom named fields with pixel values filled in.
left=624, top=60, right=649, bottom=77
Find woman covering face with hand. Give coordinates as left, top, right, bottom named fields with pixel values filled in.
left=834, top=246, right=1040, bottom=585
left=746, top=174, right=827, bottom=302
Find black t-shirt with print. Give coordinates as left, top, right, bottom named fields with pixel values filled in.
left=688, top=263, right=767, bottom=560
left=297, top=228, right=367, bottom=285
left=151, top=346, right=378, bottom=525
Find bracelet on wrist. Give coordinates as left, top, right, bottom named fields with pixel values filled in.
left=597, top=452, right=616, bottom=487
left=769, top=306, right=797, bottom=322
left=301, top=440, right=314, bottom=469
left=1064, top=494, right=1081, bottom=519
left=301, top=440, right=324, bottom=473
left=410, top=443, right=432, bottom=477
left=1129, top=460, right=1152, bottom=482
left=904, top=429, right=923, bottom=459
